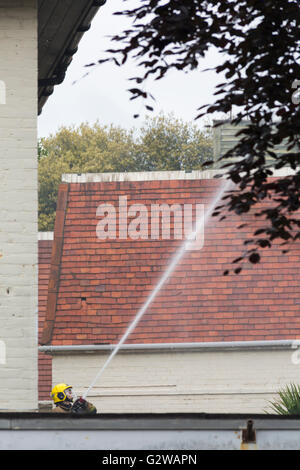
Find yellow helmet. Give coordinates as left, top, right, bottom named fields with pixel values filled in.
left=50, top=383, right=73, bottom=404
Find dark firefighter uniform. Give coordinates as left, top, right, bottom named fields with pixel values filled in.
left=50, top=383, right=97, bottom=414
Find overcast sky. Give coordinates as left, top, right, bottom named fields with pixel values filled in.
left=38, top=0, right=224, bottom=139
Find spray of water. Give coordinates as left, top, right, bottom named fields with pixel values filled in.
left=83, top=178, right=231, bottom=399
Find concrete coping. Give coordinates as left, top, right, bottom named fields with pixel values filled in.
left=38, top=232, right=54, bottom=240
left=61, top=168, right=298, bottom=184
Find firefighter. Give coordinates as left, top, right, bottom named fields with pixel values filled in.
left=50, top=383, right=97, bottom=414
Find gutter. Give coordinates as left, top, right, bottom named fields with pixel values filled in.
left=39, top=339, right=299, bottom=355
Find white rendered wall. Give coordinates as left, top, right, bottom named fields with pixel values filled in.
left=0, top=0, right=38, bottom=410
left=52, top=347, right=299, bottom=413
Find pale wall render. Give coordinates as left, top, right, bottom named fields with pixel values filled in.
left=50, top=344, right=300, bottom=413
left=0, top=0, right=38, bottom=410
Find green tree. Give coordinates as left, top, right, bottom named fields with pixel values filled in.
left=38, top=115, right=212, bottom=231
left=136, top=114, right=212, bottom=171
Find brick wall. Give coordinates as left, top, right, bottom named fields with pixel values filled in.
left=38, top=234, right=53, bottom=403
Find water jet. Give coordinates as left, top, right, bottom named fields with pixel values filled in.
left=83, top=178, right=232, bottom=400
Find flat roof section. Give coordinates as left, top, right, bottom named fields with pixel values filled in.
left=1, top=413, right=300, bottom=450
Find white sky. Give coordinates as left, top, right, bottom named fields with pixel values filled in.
left=38, top=0, right=225, bottom=139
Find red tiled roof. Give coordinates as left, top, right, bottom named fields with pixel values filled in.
left=41, top=177, right=300, bottom=346
left=38, top=237, right=53, bottom=401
